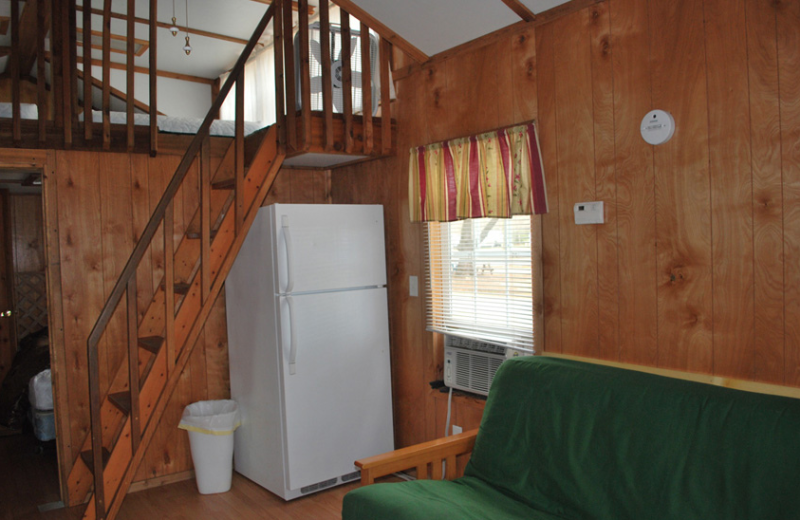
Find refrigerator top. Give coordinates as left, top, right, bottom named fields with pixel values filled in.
left=265, top=204, right=388, bottom=295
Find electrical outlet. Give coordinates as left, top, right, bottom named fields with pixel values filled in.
left=452, top=425, right=463, bottom=435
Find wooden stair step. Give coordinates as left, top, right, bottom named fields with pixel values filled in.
left=138, top=336, right=164, bottom=354
left=108, top=392, right=131, bottom=415
left=80, top=447, right=111, bottom=473
left=186, top=229, right=218, bottom=240
left=174, top=283, right=192, bottom=295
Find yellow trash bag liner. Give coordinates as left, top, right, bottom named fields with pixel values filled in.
left=178, top=399, right=241, bottom=436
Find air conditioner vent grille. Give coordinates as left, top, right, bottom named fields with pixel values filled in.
left=445, top=346, right=506, bottom=396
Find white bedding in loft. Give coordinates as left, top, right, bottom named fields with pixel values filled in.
left=83, top=110, right=266, bottom=137
left=0, top=103, right=266, bottom=138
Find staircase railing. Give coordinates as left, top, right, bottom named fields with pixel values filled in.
left=84, top=4, right=277, bottom=518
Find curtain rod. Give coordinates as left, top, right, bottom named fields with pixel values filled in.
left=414, top=118, right=537, bottom=150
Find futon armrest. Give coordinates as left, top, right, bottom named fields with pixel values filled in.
left=355, top=429, right=479, bottom=485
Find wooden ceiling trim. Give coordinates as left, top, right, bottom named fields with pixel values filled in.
left=501, top=0, right=536, bottom=22
left=75, top=6, right=249, bottom=46
left=86, top=58, right=214, bottom=85
left=393, top=0, right=605, bottom=80
left=331, top=0, right=429, bottom=64
left=77, top=28, right=149, bottom=57
left=248, top=0, right=313, bottom=14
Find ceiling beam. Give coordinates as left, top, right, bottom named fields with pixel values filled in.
left=17, top=0, right=48, bottom=78
left=331, top=0, right=429, bottom=64
left=74, top=67, right=162, bottom=115
left=500, top=0, right=536, bottom=22
left=247, top=0, right=313, bottom=14
left=85, top=58, right=214, bottom=85
left=75, top=6, right=249, bottom=46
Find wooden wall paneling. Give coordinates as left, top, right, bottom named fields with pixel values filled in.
left=535, top=21, right=562, bottom=353
left=510, top=26, right=538, bottom=123
left=588, top=1, right=619, bottom=359
left=650, top=0, right=712, bottom=372
left=204, top=291, right=229, bottom=400
left=289, top=169, right=319, bottom=203
left=318, top=170, right=333, bottom=204
left=262, top=169, right=292, bottom=206
left=42, top=149, right=71, bottom=501
left=778, top=0, right=800, bottom=386
left=55, top=151, right=105, bottom=461
left=419, top=62, right=447, bottom=144
left=130, top=155, right=155, bottom=324
left=703, top=0, right=755, bottom=379
left=552, top=10, right=599, bottom=357
left=11, top=195, right=45, bottom=274
left=746, top=0, right=784, bottom=384
left=99, top=153, right=134, bottom=397
left=608, top=0, right=657, bottom=365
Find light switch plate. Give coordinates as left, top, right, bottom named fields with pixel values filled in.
left=574, top=201, right=604, bottom=225
left=409, top=275, right=418, bottom=297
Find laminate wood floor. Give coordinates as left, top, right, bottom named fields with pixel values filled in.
left=1, top=434, right=394, bottom=520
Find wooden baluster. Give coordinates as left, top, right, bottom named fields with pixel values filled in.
left=51, top=0, right=63, bottom=129
left=69, top=0, right=78, bottom=131
left=282, top=0, right=297, bottom=150
left=273, top=2, right=286, bottom=151
left=126, top=275, right=141, bottom=453
left=319, top=0, right=333, bottom=152
left=201, top=135, right=211, bottom=303
left=341, top=11, right=354, bottom=154
left=87, top=338, right=105, bottom=518
left=61, top=0, right=74, bottom=147
left=149, top=0, right=158, bottom=155
left=380, top=38, right=391, bottom=154
left=298, top=0, right=311, bottom=150
left=82, top=0, right=92, bottom=141
left=164, top=201, right=175, bottom=372
left=102, top=0, right=112, bottom=149
left=10, top=0, right=21, bottom=145
left=360, top=22, right=373, bottom=154
left=235, top=72, right=245, bottom=235
left=126, top=0, right=136, bottom=151
left=36, top=0, right=47, bottom=144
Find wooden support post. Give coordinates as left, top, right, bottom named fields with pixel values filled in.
left=149, top=0, right=158, bottom=156
left=319, top=0, right=333, bottom=152
left=82, top=0, right=92, bottom=141
left=87, top=338, right=106, bottom=518
left=36, top=0, right=48, bottom=144
left=51, top=0, right=63, bottom=129
left=10, top=0, right=21, bottom=144
left=126, top=275, right=141, bottom=453
left=164, top=201, right=175, bottom=372
left=235, top=73, right=245, bottom=235
left=282, top=0, right=297, bottom=150
left=273, top=1, right=286, bottom=151
left=201, top=136, right=211, bottom=303
left=298, top=0, right=311, bottom=150
left=360, top=22, right=373, bottom=154
left=126, top=0, right=136, bottom=151
left=102, top=0, right=112, bottom=149
left=380, top=37, right=391, bottom=154
left=69, top=0, right=78, bottom=130
left=61, top=0, right=74, bottom=148
left=341, top=11, right=353, bottom=153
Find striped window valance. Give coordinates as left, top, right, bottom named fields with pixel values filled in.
left=408, top=122, right=548, bottom=222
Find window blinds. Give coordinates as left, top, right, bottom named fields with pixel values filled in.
left=424, top=216, right=534, bottom=351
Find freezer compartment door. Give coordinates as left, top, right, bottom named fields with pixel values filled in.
left=271, top=204, right=387, bottom=294
left=278, top=287, right=394, bottom=491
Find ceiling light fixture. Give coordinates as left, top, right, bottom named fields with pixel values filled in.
left=183, top=0, right=192, bottom=55
left=170, top=0, right=179, bottom=36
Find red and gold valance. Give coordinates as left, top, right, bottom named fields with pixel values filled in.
left=408, top=122, right=548, bottom=222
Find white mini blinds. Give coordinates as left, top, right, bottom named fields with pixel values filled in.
left=424, top=216, right=534, bottom=352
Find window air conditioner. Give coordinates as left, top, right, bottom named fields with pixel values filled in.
left=443, top=336, right=531, bottom=396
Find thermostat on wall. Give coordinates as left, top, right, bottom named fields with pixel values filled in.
left=574, top=201, right=604, bottom=225
left=640, top=110, right=675, bottom=145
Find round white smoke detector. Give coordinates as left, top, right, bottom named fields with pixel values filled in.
left=640, top=110, right=675, bottom=145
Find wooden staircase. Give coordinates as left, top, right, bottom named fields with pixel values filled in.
left=64, top=1, right=397, bottom=518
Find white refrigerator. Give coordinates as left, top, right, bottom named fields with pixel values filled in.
left=225, top=203, right=394, bottom=500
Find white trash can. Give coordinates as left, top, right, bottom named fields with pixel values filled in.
left=178, top=399, right=241, bottom=494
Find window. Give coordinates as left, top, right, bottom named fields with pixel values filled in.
left=425, top=216, right=536, bottom=352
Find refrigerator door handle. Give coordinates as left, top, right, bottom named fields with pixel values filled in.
left=285, top=295, right=297, bottom=375
left=281, top=215, right=295, bottom=294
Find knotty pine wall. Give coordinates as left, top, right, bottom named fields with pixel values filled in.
left=41, top=146, right=329, bottom=488
left=333, top=0, right=800, bottom=448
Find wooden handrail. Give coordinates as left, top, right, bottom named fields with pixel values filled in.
left=85, top=4, right=276, bottom=518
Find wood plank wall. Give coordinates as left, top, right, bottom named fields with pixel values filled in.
left=332, top=0, right=800, bottom=448
left=42, top=149, right=329, bottom=486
